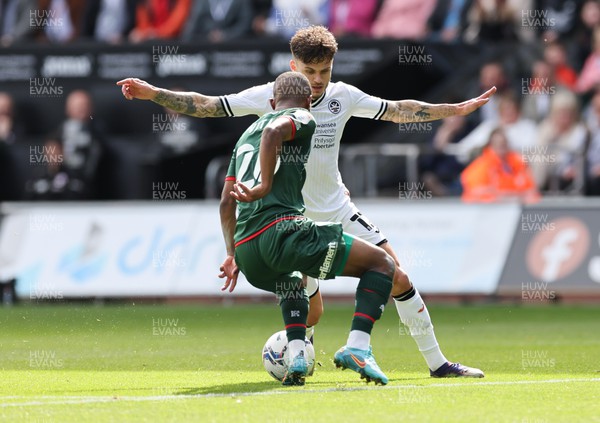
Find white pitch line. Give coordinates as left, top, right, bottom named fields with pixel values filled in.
left=1, top=378, right=598, bottom=408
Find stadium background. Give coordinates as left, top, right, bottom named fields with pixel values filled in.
left=1, top=2, right=599, bottom=422
left=1, top=1, right=599, bottom=302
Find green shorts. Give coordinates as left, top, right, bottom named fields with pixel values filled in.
left=234, top=218, right=354, bottom=295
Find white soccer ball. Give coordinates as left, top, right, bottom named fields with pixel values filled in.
left=262, top=330, right=315, bottom=381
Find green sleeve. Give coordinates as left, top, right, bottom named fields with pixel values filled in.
left=225, top=148, right=237, bottom=181
left=287, top=109, right=316, bottom=140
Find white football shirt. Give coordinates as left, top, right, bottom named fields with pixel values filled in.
left=220, top=81, right=388, bottom=215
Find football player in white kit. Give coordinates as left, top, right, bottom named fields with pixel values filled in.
left=117, top=26, right=494, bottom=378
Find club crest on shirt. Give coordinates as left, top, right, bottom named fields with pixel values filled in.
left=328, top=99, right=341, bottom=114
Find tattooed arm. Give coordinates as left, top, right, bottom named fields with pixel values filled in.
left=153, top=89, right=226, bottom=118
left=116, top=78, right=226, bottom=118
left=381, top=87, right=497, bottom=123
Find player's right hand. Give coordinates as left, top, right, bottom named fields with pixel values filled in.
left=230, top=181, right=270, bottom=202
left=218, top=255, right=239, bottom=293
left=116, top=78, right=157, bottom=101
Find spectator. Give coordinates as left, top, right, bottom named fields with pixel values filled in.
left=452, top=92, right=537, bottom=161
left=81, top=0, right=137, bottom=43
left=0, top=92, right=23, bottom=200
left=576, top=27, right=600, bottom=94
left=469, top=61, right=511, bottom=124
left=0, top=92, right=18, bottom=146
left=27, top=90, right=104, bottom=199
left=543, top=41, right=578, bottom=90
left=25, top=139, right=69, bottom=200
left=155, top=91, right=207, bottom=155
left=584, top=89, right=600, bottom=195
left=129, top=0, right=191, bottom=43
left=251, top=0, right=273, bottom=37
left=420, top=115, right=471, bottom=196
left=531, top=91, right=589, bottom=193
left=328, top=0, right=380, bottom=38
left=461, top=127, right=540, bottom=203
left=0, top=0, right=39, bottom=46
left=573, top=0, right=600, bottom=70
left=462, top=0, right=532, bottom=43
left=532, top=0, right=582, bottom=43
left=521, top=60, right=566, bottom=123
left=428, top=0, right=470, bottom=43
left=587, top=126, right=600, bottom=195
left=182, top=0, right=253, bottom=43
left=265, top=0, right=328, bottom=39
left=583, top=87, right=600, bottom=133
left=371, top=0, right=436, bottom=40
left=39, top=0, right=87, bottom=44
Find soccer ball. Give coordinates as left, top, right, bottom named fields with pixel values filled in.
left=262, top=330, right=315, bottom=381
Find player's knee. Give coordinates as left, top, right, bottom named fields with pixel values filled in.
left=370, top=251, right=395, bottom=279
left=393, top=267, right=412, bottom=293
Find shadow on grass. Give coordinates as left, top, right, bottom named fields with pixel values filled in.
left=175, top=381, right=285, bottom=396
left=175, top=375, right=431, bottom=395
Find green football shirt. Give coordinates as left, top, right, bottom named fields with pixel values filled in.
left=226, top=107, right=316, bottom=246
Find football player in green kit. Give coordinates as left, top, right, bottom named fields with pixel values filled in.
left=219, top=71, right=398, bottom=386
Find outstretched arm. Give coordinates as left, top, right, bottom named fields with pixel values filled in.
left=219, top=179, right=239, bottom=292
left=116, top=78, right=226, bottom=118
left=381, top=87, right=496, bottom=124
left=230, top=116, right=295, bottom=202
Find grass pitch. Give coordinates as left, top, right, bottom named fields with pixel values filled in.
left=0, top=301, right=598, bottom=422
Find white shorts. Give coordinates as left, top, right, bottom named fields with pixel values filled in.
left=306, top=276, right=320, bottom=298
left=304, top=200, right=388, bottom=297
left=305, top=199, right=387, bottom=246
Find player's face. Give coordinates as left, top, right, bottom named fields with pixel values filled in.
left=290, top=59, right=332, bottom=99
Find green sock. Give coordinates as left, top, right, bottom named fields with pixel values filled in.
left=351, top=271, right=392, bottom=334
left=280, top=291, right=309, bottom=342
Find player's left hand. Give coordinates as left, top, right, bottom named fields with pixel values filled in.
left=230, top=181, right=270, bottom=202
left=219, top=255, right=239, bottom=292
left=454, top=86, right=497, bottom=116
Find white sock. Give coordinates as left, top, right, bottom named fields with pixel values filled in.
left=347, top=330, right=370, bottom=351
left=305, top=326, right=314, bottom=341
left=394, top=288, right=447, bottom=371
left=288, top=339, right=306, bottom=359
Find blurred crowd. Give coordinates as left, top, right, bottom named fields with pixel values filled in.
left=0, top=0, right=594, bottom=46
left=1, top=0, right=600, bottom=202
left=420, top=26, right=600, bottom=202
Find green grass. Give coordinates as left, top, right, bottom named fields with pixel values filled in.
left=0, top=302, right=599, bottom=422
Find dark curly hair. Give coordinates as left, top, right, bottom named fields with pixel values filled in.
left=290, top=26, right=338, bottom=64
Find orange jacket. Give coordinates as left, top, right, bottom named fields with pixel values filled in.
left=135, top=0, right=191, bottom=39
left=460, top=147, right=540, bottom=203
